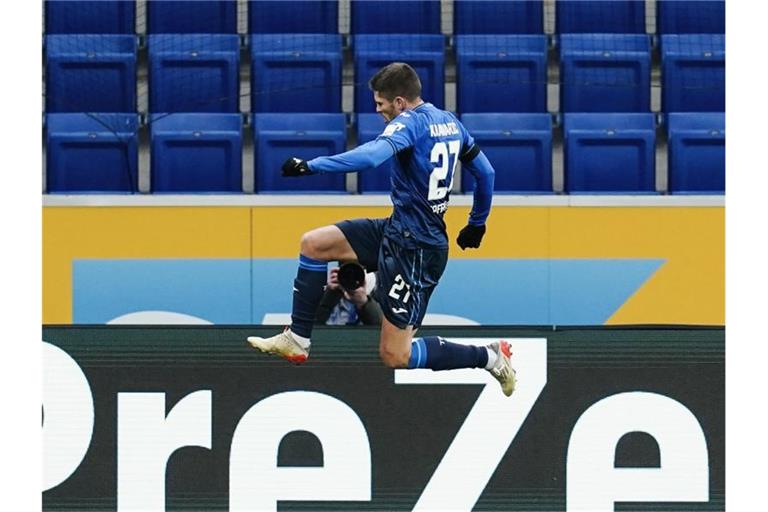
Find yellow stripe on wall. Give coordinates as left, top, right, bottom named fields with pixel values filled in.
left=43, top=205, right=724, bottom=325
left=43, top=207, right=251, bottom=324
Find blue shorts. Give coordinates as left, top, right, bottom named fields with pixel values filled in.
left=336, top=218, right=448, bottom=329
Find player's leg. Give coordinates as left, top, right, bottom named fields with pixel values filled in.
left=378, top=316, right=416, bottom=367
left=248, top=219, right=385, bottom=362
left=247, top=224, right=353, bottom=362
left=292, top=219, right=385, bottom=338
left=376, top=238, right=516, bottom=395
left=298, top=225, right=358, bottom=262
left=289, top=225, right=357, bottom=341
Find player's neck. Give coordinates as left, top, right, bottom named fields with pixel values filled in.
left=403, top=98, right=425, bottom=111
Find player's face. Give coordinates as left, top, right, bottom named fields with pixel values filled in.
left=373, top=91, right=406, bottom=122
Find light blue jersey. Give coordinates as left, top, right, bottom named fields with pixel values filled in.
left=308, top=102, right=495, bottom=249
left=376, top=103, right=473, bottom=248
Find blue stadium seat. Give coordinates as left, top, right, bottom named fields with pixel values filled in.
left=560, top=34, right=651, bottom=113
left=46, top=113, right=139, bottom=193
left=667, top=113, right=724, bottom=194
left=250, top=34, right=342, bottom=113
left=556, top=0, right=645, bottom=33
left=454, top=0, right=543, bottom=34
left=45, top=35, right=137, bottom=113
left=661, top=34, right=725, bottom=112
left=351, top=0, right=441, bottom=34
left=45, top=0, right=135, bottom=34
left=657, top=0, right=725, bottom=34
left=460, top=114, right=553, bottom=193
left=455, top=35, right=547, bottom=113
left=150, top=113, right=243, bottom=192
left=147, top=0, right=237, bottom=33
left=252, top=114, right=347, bottom=193
left=148, top=34, right=240, bottom=113
left=564, top=113, right=656, bottom=193
left=249, top=0, right=338, bottom=33
left=353, top=35, right=445, bottom=113
left=356, top=114, right=394, bottom=193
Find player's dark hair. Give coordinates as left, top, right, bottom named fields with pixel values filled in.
left=368, top=62, right=422, bottom=101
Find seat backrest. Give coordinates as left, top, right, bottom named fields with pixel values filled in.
left=351, top=0, right=441, bottom=34
left=667, top=112, right=725, bottom=194
left=657, top=0, right=725, bottom=34
left=45, top=0, right=136, bottom=34
left=249, top=0, right=338, bottom=33
left=460, top=113, right=553, bottom=193
left=148, top=34, right=241, bottom=113
left=252, top=114, right=347, bottom=193
left=661, top=34, right=725, bottom=112
left=454, top=0, right=543, bottom=34
left=250, top=34, right=343, bottom=113
left=455, top=35, right=548, bottom=113
left=147, top=0, right=237, bottom=33
left=46, top=113, right=139, bottom=193
left=45, top=34, right=137, bottom=112
left=563, top=113, right=656, bottom=193
left=556, top=0, right=646, bottom=33
left=150, top=113, right=243, bottom=192
left=559, top=34, right=651, bottom=113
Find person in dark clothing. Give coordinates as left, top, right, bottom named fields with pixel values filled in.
left=315, top=266, right=382, bottom=326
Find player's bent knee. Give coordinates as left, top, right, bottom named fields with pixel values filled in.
left=379, top=345, right=410, bottom=368
left=299, top=231, right=323, bottom=259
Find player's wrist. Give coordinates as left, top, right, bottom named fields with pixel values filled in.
left=281, top=157, right=313, bottom=177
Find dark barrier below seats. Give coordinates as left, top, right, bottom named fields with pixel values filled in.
left=43, top=325, right=724, bottom=511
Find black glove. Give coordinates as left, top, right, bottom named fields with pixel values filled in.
left=281, top=157, right=313, bottom=177
left=456, top=224, right=486, bottom=250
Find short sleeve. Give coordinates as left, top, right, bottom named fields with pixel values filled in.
left=375, top=112, right=418, bottom=153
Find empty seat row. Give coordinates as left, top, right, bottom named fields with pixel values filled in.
left=45, top=33, right=725, bottom=114
left=45, top=1, right=726, bottom=35
left=564, top=112, right=724, bottom=194
left=46, top=112, right=724, bottom=195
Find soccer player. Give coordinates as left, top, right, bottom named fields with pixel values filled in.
left=247, top=62, right=516, bottom=396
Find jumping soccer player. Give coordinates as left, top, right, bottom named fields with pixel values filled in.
left=247, top=62, right=516, bottom=396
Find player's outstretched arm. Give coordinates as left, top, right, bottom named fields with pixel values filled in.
left=310, top=138, right=395, bottom=174
left=457, top=150, right=495, bottom=250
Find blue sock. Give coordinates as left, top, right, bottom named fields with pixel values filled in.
left=407, top=336, right=489, bottom=370
left=290, top=254, right=328, bottom=339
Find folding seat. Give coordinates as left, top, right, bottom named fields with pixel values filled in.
left=252, top=114, right=347, bottom=192
left=45, top=35, right=137, bottom=113
left=657, top=0, right=725, bottom=34
left=667, top=113, right=724, bottom=194
left=45, top=0, right=135, bottom=34
left=661, top=34, right=725, bottom=112
left=455, top=35, right=547, bottom=113
left=355, top=114, right=395, bottom=193
left=46, top=113, right=139, bottom=192
left=351, top=0, right=441, bottom=34
left=148, top=34, right=240, bottom=113
left=556, top=0, right=645, bottom=34
left=250, top=34, right=342, bottom=113
left=454, top=0, right=543, bottom=34
left=564, top=113, right=656, bottom=193
left=460, top=114, right=553, bottom=193
left=150, top=113, right=243, bottom=192
left=353, top=34, right=445, bottom=113
left=560, top=34, right=651, bottom=112
left=249, top=0, right=338, bottom=33
left=147, top=0, right=237, bottom=33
